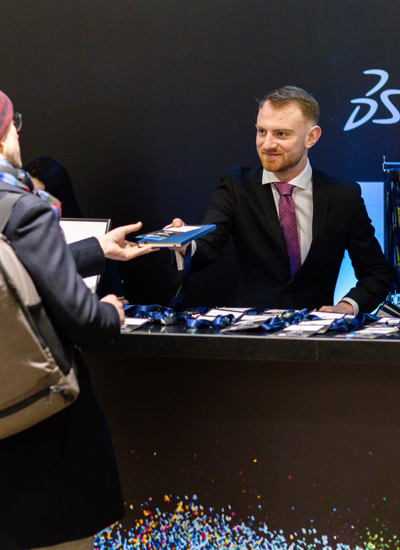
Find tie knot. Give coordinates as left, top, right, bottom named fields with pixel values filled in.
left=273, top=182, right=294, bottom=197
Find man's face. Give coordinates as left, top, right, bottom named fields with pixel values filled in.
left=255, top=101, right=320, bottom=181
left=2, top=122, right=22, bottom=169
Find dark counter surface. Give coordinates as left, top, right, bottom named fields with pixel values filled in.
left=84, top=322, right=400, bottom=365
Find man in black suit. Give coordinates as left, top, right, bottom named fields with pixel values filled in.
left=0, top=90, right=156, bottom=549
left=171, top=86, right=393, bottom=313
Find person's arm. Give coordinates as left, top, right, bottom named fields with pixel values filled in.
left=96, top=222, right=158, bottom=261
left=169, top=170, right=235, bottom=272
left=69, top=222, right=158, bottom=279
left=320, top=185, right=393, bottom=314
left=69, top=237, right=105, bottom=278
left=5, top=194, right=122, bottom=346
left=161, top=219, right=196, bottom=270
left=319, top=300, right=356, bottom=315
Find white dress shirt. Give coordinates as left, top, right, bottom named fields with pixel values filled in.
left=262, top=158, right=313, bottom=265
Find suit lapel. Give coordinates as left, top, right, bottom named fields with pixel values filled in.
left=300, top=168, right=330, bottom=271
left=253, top=168, right=289, bottom=263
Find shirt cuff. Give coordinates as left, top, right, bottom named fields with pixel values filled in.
left=175, top=240, right=197, bottom=270
left=340, top=297, right=359, bottom=315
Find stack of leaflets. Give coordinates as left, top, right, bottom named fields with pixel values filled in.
left=189, top=307, right=254, bottom=322
left=276, top=312, right=346, bottom=337
left=220, top=309, right=287, bottom=332
left=333, top=316, right=400, bottom=339
left=121, top=317, right=151, bottom=332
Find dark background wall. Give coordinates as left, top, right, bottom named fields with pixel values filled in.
left=2, top=0, right=400, bottom=307
left=2, top=3, right=400, bottom=546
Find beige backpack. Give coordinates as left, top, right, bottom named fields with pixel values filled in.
left=0, top=192, right=79, bottom=439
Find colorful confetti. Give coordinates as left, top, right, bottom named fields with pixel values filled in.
left=94, top=496, right=400, bottom=550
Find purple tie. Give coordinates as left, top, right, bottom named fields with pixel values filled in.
left=273, top=182, right=301, bottom=276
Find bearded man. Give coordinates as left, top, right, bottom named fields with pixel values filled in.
left=169, top=86, right=393, bottom=314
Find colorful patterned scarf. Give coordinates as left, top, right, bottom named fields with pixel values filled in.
left=0, top=160, right=62, bottom=220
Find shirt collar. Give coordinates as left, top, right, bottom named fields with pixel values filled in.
left=0, top=158, right=13, bottom=169
left=262, top=158, right=312, bottom=190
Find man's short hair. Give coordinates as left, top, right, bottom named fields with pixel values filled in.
left=258, top=86, right=320, bottom=125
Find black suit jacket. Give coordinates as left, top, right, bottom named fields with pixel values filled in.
left=0, top=182, right=125, bottom=549
left=191, top=165, right=393, bottom=312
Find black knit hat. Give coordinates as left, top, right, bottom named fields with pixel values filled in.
left=0, top=91, right=13, bottom=141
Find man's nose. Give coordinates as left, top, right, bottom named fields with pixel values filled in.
left=261, top=133, right=277, bottom=149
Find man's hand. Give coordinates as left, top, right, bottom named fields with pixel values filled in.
left=319, top=301, right=355, bottom=315
left=163, top=218, right=190, bottom=254
left=96, top=222, right=159, bottom=261
left=100, top=294, right=125, bottom=326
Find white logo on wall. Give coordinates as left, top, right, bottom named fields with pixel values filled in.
left=344, top=70, right=400, bottom=131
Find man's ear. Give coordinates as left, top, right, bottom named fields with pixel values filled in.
left=305, top=125, right=322, bottom=149
left=0, top=126, right=9, bottom=158
left=0, top=136, right=5, bottom=157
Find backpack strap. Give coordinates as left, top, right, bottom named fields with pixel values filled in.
left=0, top=193, right=23, bottom=234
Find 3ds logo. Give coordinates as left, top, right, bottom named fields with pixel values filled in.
left=344, top=70, right=400, bottom=131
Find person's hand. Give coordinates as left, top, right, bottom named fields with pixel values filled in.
left=319, top=301, right=355, bottom=315
left=100, top=294, right=125, bottom=326
left=96, top=222, right=159, bottom=261
left=163, top=218, right=190, bottom=254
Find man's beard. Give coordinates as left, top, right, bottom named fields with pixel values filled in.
left=5, top=148, right=22, bottom=169
left=259, top=147, right=304, bottom=174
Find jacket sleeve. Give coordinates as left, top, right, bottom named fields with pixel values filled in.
left=69, top=237, right=106, bottom=278
left=190, top=170, right=235, bottom=272
left=343, top=186, right=394, bottom=312
left=4, top=193, right=120, bottom=347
